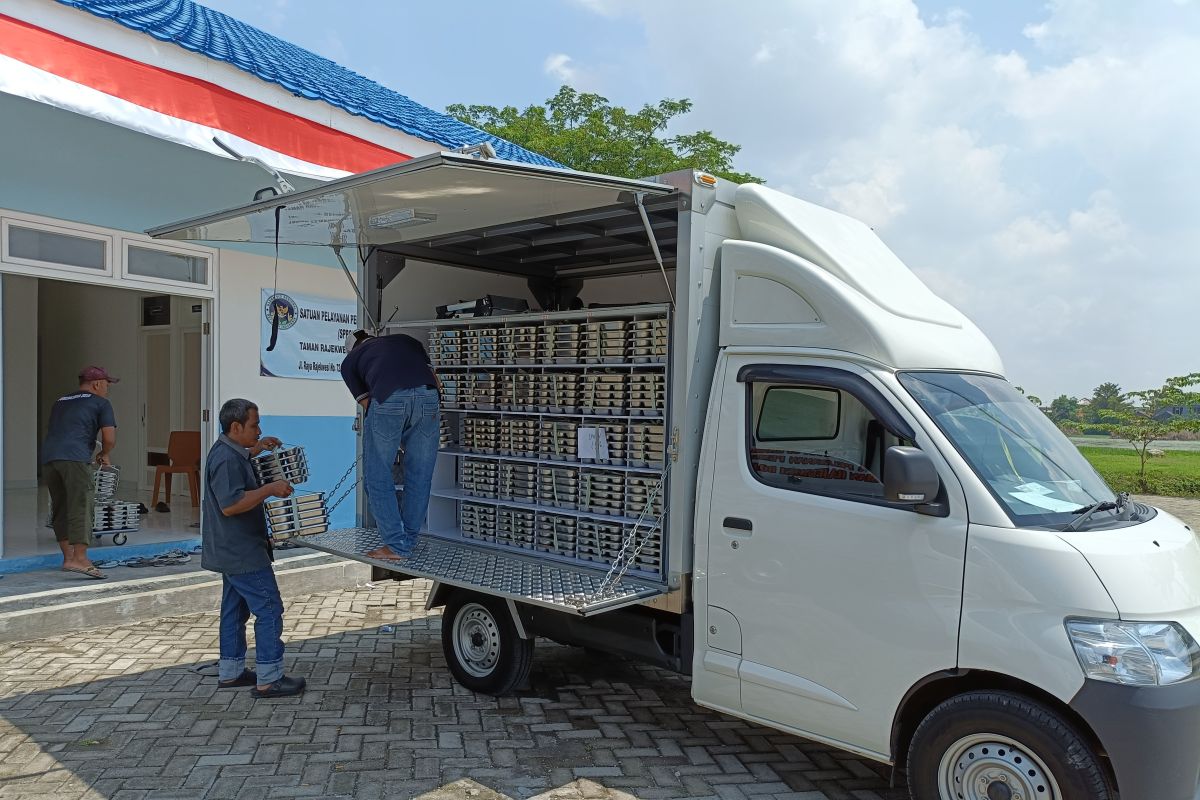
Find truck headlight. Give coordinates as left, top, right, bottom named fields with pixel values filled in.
left=1066, top=619, right=1200, bottom=686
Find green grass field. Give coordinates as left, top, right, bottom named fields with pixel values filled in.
left=1078, top=446, right=1200, bottom=498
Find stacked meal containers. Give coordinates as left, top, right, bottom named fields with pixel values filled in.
left=422, top=306, right=671, bottom=580
left=253, top=445, right=329, bottom=542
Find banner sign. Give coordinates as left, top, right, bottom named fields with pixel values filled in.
left=260, top=289, right=357, bottom=380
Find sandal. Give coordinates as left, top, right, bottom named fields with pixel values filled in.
left=63, top=565, right=107, bottom=580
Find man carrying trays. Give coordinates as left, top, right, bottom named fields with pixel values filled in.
left=203, top=398, right=305, bottom=698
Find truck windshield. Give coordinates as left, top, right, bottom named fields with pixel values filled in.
left=899, top=372, right=1116, bottom=527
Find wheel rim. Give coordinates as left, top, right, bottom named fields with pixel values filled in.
left=452, top=603, right=501, bottom=678
left=938, top=733, right=1062, bottom=800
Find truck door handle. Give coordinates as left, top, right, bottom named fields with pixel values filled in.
left=723, top=517, right=753, bottom=532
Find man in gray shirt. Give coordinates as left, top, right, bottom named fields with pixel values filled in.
left=203, top=398, right=305, bottom=698
left=41, top=366, right=118, bottom=580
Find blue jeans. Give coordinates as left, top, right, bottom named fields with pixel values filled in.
left=363, top=387, right=440, bottom=553
left=219, top=567, right=285, bottom=684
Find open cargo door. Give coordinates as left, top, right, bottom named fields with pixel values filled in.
left=149, top=153, right=676, bottom=617
left=148, top=151, right=675, bottom=254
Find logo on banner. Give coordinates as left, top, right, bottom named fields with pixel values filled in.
left=263, top=293, right=299, bottom=330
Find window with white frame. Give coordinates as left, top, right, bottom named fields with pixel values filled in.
left=125, top=242, right=209, bottom=286
left=2, top=218, right=112, bottom=275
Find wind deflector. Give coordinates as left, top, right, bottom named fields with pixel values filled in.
left=146, top=152, right=676, bottom=248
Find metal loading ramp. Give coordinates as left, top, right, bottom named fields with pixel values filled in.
left=294, top=528, right=666, bottom=616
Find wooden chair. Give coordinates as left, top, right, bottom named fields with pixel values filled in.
left=152, top=430, right=202, bottom=507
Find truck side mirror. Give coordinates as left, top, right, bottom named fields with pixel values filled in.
left=883, top=446, right=941, bottom=507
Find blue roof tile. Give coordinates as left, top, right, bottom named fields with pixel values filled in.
left=55, top=0, right=562, bottom=168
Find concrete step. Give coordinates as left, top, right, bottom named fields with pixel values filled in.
left=0, top=550, right=371, bottom=643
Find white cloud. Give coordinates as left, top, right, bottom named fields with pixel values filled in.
left=543, top=53, right=577, bottom=83
left=551, top=0, right=1200, bottom=397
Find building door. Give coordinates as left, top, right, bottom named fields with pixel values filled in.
left=138, top=297, right=204, bottom=497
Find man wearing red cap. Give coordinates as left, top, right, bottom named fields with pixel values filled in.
left=40, top=366, right=118, bottom=579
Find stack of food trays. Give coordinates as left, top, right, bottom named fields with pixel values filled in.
left=581, top=320, right=627, bottom=363
left=463, top=372, right=497, bottom=409
left=498, top=463, right=537, bottom=502
left=462, top=416, right=497, bottom=453
left=496, top=507, right=536, bottom=549
left=498, top=372, right=538, bottom=411
left=499, top=418, right=538, bottom=458
left=536, top=513, right=577, bottom=557
left=549, top=323, right=580, bottom=362
left=427, top=329, right=462, bottom=366
left=438, top=374, right=462, bottom=407
left=627, top=423, right=666, bottom=467
left=576, top=519, right=624, bottom=564
left=628, top=318, right=669, bottom=362
left=578, top=470, right=625, bottom=516
left=263, top=491, right=328, bottom=541
left=94, top=465, right=120, bottom=499
left=439, top=417, right=455, bottom=449
left=502, top=325, right=539, bottom=364
left=538, top=465, right=578, bottom=509
left=462, top=327, right=500, bottom=365
left=252, top=445, right=310, bottom=486
left=625, top=475, right=665, bottom=519
left=628, top=372, right=665, bottom=415
left=539, top=372, right=580, bottom=413
left=540, top=420, right=578, bottom=461
left=93, top=500, right=140, bottom=532
left=461, top=458, right=498, bottom=499
left=580, top=371, right=626, bottom=414
left=461, top=502, right=497, bottom=542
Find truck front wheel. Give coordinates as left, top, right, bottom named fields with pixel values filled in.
left=441, top=592, right=533, bottom=695
left=906, top=691, right=1113, bottom=800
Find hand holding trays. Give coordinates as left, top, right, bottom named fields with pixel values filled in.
left=252, top=445, right=310, bottom=486
left=94, top=465, right=120, bottom=500
left=263, top=491, right=328, bottom=541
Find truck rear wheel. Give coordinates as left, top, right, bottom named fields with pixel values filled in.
left=906, top=691, right=1112, bottom=800
left=441, top=592, right=533, bottom=695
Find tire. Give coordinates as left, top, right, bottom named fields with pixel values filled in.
left=906, top=691, right=1113, bottom=800
left=113, top=532, right=128, bottom=545
left=441, top=592, right=533, bottom=695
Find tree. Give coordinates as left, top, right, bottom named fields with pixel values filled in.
left=448, top=86, right=763, bottom=184
left=1111, top=373, right=1200, bottom=488
left=1084, top=382, right=1126, bottom=424
left=1049, top=395, right=1079, bottom=422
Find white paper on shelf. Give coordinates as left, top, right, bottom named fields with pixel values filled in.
left=578, top=427, right=610, bottom=461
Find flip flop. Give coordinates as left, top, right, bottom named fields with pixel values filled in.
left=63, top=565, right=107, bottom=580
left=365, top=547, right=408, bottom=562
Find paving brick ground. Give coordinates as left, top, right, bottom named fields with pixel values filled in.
left=0, top=579, right=904, bottom=800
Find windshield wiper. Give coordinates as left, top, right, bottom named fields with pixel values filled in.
left=1063, top=492, right=1129, bottom=532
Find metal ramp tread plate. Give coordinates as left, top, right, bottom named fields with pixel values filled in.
left=295, top=528, right=665, bottom=616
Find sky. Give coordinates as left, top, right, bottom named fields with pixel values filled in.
left=199, top=0, right=1200, bottom=402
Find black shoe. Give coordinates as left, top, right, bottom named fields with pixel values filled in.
left=155, top=502, right=171, bottom=513
left=137, top=503, right=149, bottom=515
left=251, top=675, right=306, bottom=698
left=217, top=669, right=257, bottom=688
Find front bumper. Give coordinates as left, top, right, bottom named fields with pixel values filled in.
left=1070, top=677, right=1200, bottom=800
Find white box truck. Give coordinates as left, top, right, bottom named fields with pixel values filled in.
left=151, top=152, right=1200, bottom=800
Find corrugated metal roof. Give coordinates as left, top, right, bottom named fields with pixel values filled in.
left=55, top=0, right=562, bottom=168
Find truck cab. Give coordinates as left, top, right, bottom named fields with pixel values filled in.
left=150, top=152, right=1200, bottom=800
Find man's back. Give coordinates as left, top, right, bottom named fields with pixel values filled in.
left=41, top=392, right=115, bottom=464
left=340, top=334, right=434, bottom=404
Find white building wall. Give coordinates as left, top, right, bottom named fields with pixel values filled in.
left=2, top=275, right=38, bottom=488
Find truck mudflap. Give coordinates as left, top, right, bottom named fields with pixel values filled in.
left=294, top=528, right=666, bottom=616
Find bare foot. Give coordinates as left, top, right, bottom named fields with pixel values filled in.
left=365, top=545, right=407, bottom=561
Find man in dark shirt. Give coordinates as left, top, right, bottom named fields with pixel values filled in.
left=203, top=398, right=305, bottom=698
left=41, top=366, right=119, bottom=580
left=340, top=330, right=441, bottom=562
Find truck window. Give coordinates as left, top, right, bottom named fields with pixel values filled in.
left=747, top=382, right=894, bottom=500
